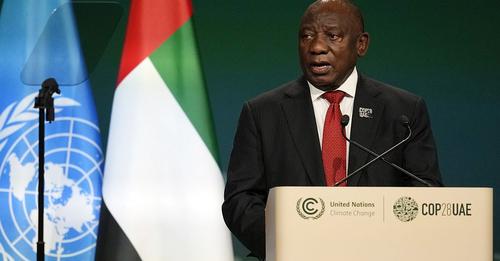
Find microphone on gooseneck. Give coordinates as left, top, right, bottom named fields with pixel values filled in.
left=334, top=115, right=432, bottom=187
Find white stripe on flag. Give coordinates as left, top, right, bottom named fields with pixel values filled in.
left=103, top=58, right=233, bottom=260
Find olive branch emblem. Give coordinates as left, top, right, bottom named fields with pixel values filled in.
left=296, top=197, right=325, bottom=220
left=0, top=92, right=80, bottom=152
left=0, top=243, right=14, bottom=261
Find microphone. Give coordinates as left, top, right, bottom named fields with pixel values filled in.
left=334, top=115, right=431, bottom=186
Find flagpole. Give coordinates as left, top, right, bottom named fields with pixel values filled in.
left=34, top=78, right=60, bottom=261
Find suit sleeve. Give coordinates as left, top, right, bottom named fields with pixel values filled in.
left=404, top=98, right=443, bottom=186
left=222, top=102, right=267, bottom=259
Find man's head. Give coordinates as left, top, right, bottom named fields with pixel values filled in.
left=299, top=0, right=369, bottom=89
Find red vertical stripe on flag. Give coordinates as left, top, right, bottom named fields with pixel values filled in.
left=117, top=0, right=193, bottom=85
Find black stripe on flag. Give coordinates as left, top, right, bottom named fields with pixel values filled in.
left=96, top=202, right=142, bottom=261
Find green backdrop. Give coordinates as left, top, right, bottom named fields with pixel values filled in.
left=69, top=0, right=500, bottom=259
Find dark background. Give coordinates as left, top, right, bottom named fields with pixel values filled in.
left=69, top=0, right=500, bottom=259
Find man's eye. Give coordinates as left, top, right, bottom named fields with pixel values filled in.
left=302, top=33, right=313, bottom=39
left=327, top=32, right=339, bottom=40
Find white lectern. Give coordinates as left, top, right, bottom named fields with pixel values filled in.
left=266, top=187, right=492, bottom=261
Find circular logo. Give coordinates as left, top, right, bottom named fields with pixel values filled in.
left=393, top=196, right=419, bottom=222
left=296, top=197, right=325, bottom=220
left=0, top=94, right=102, bottom=260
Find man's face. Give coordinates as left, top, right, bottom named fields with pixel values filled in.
left=299, top=3, right=368, bottom=89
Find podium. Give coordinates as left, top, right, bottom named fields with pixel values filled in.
left=265, top=187, right=492, bottom=261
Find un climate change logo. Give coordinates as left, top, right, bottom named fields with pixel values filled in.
left=0, top=93, right=103, bottom=260
left=296, top=197, right=325, bottom=220
left=393, top=196, right=419, bottom=222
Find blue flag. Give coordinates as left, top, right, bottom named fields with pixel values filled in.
left=0, top=1, right=103, bottom=260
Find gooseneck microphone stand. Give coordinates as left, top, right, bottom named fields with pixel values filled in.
left=33, top=78, right=60, bottom=261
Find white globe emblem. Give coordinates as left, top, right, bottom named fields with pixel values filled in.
left=0, top=94, right=103, bottom=260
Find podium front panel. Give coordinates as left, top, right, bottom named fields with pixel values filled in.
left=265, top=187, right=492, bottom=261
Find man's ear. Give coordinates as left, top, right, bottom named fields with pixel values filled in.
left=357, top=32, right=370, bottom=57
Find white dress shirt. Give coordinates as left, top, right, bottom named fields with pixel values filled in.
left=308, top=67, right=358, bottom=172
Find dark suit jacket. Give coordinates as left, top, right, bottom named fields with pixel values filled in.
left=222, top=74, right=442, bottom=259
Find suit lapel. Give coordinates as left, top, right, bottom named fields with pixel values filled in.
left=348, top=75, right=385, bottom=186
left=281, top=79, right=325, bottom=186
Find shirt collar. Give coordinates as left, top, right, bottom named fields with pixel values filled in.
left=308, top=67, right=358, bottom=101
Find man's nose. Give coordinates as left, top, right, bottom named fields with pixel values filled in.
left=310, top=36, right=328, bottom=54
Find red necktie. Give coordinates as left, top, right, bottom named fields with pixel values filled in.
left=322, top=91, right=346, bottom=186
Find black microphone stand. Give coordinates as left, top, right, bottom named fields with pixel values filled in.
left=340, top=116, right=432, bottom=187
left=334, top=122, right=412, bottom=186
left=33, top=78, right=60, bottom=261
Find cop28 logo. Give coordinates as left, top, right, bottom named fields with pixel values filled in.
left=296, top=197, right=325, bottom=220
left=393, top=196, right=419, bottom=222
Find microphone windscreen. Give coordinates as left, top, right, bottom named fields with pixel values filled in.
left=399, top=115, right=410, bottom=126
left=341, top=115, right=350, bottom=126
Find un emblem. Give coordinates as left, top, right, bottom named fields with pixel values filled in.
left=393, top=196, right=419, bottom=222
left=0, top=93, right=103, bottom=260
left=296, top=197, right=325, bottom=220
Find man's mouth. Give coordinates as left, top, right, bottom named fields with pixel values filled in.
left=310, top=62, right=332, bottom=75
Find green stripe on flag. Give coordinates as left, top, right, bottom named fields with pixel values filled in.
left=149, top=19, right=219, bottom=161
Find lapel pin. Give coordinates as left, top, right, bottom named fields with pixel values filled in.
left=359, top=107, right=373, bottom=119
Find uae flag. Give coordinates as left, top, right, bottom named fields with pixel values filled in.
left=101, top=0, right=234, bottom=260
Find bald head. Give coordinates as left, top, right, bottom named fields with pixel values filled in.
left=302, top=0, right=365, bottom=33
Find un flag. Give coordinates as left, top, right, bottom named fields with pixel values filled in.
left=0, top=1, right=103, bottom=260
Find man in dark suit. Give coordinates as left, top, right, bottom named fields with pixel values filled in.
left=222, top=0, right=443, bottom=259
